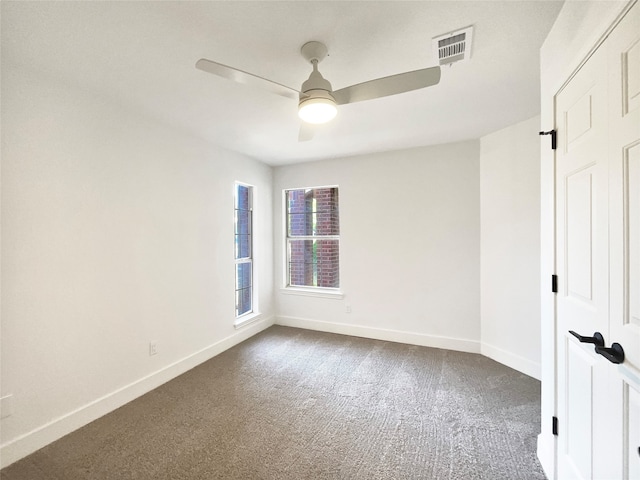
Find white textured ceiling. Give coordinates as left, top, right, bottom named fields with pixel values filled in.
left=1, top=1, right=563, bottom=166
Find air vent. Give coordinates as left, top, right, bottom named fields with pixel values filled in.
left=432, top=26, right=474, bottom=66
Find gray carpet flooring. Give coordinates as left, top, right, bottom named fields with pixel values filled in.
left=1, top=326, right=546, bottom=479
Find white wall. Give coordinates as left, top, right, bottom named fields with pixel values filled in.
left=273, top=142, right=481, bottom=353
left=480, top=115, right=541, bottom=379
left=0, top=62, right=550, bottom=468
left=538, top=1, right=630, bottom=477
left=1, top=63, right=550, bottom=468
left=0, top=65, right=275, bottom=467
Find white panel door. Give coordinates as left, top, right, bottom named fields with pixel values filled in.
left=556, top=41, right=613, bottom=479
left=608, top=3, right=640, bottom=478
left=556, top=3, right=640, bottom=479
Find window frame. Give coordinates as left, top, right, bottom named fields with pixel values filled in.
left=283, top=185, right=342, bottom=296
left=234, top=182, right=256, bottom=322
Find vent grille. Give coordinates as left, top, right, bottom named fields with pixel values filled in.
left=433, top=26, right=474, bottom=66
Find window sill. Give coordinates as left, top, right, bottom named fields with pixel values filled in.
left=280, top=288, right=344, bottom=299
left=234, top=312, right=263, bottom=329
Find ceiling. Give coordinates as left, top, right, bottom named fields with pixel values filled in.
left=1, top=1, right=564, bottom=166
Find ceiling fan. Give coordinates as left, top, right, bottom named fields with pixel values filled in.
left=196, top=41, right=441, bottom=140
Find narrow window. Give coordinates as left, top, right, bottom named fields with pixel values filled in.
left=235, top=183, right=253, bottom=317
left=285, top=186, right=339, bottom=289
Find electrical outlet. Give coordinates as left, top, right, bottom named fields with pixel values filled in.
left=149, top=341, right=158, bottom=356
left=346, top=304, right=352, bottom=314
left=1, top=394, right=14, bottom=419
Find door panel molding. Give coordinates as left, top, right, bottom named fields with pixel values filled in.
left=624, top=141, right=640, bottom=327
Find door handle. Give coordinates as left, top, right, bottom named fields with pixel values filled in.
left=568, top=330, right=605, bottom=347
left=595, top=343, right=625, bottom=364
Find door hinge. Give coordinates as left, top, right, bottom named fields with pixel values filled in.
left=539, top=129, right=557, bottom=150
left=552, top=274, right=558, bottom=293
left=552, top=416, right=559, bottom=436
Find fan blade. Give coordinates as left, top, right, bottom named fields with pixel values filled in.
left=298, top=123, right=315, bottom=142
left=196, top=58, right=299, bottom=100
left=332, top=66, right=441, bottom=105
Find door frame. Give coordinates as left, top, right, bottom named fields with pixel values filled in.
left=539, top=1, right=638, bottom=479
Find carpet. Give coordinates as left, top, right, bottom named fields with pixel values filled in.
left=0, top=326, right=546, bottom=479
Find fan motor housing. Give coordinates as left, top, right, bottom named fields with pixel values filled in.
left=299, top=89, right=336, bottom=105
left=301, top=69, right=333, bottom=94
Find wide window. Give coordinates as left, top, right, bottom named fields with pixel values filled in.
left=235, top=183, right=253, bottom=317
left=285, top=186, right=339, bottom=289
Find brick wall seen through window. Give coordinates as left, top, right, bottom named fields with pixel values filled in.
left=286, top=187, right=339, bottom=289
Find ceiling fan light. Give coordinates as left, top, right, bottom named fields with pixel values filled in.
left=298, top=95, right=337, bottom=124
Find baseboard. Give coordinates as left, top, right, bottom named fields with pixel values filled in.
left=0, top=315, right=275, bottom=469
left=275, top=317, right=541, bottom=380
left=481, top=341, right=541, bottom=380
left=537, top=432, right=556, bottom=480
left=275, top=316, right=481, bottom=354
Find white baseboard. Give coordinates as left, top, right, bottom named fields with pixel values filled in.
left=275, top=317, right=541, bottom=381
left=0, top=315, right=275, bottom=469
left=537, top=432, right=556, bottom=480
left=481, top=341, right=541, bottom=380
left=275, top=316, right=481, bottom=354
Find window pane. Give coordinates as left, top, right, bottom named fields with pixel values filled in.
left=288, top=239, right=339, bottom=288
left=314, top=210, right=339, bottom=235
left=236, top=184, right=250, bottom=210
left=286, top=189, right=308, bottom=213
left=286, top=187, right=339, bottom=237
left=235, top=262, right=252, bottom=316
left=287, top=212, right=308, bottom=236
left=236, top=287, right=252, bottom=316
left=235, top=210, right=251, bottom=235
left=236, top=262, right=252, bottom=290
left=235, top=234, right=251, bottom=259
